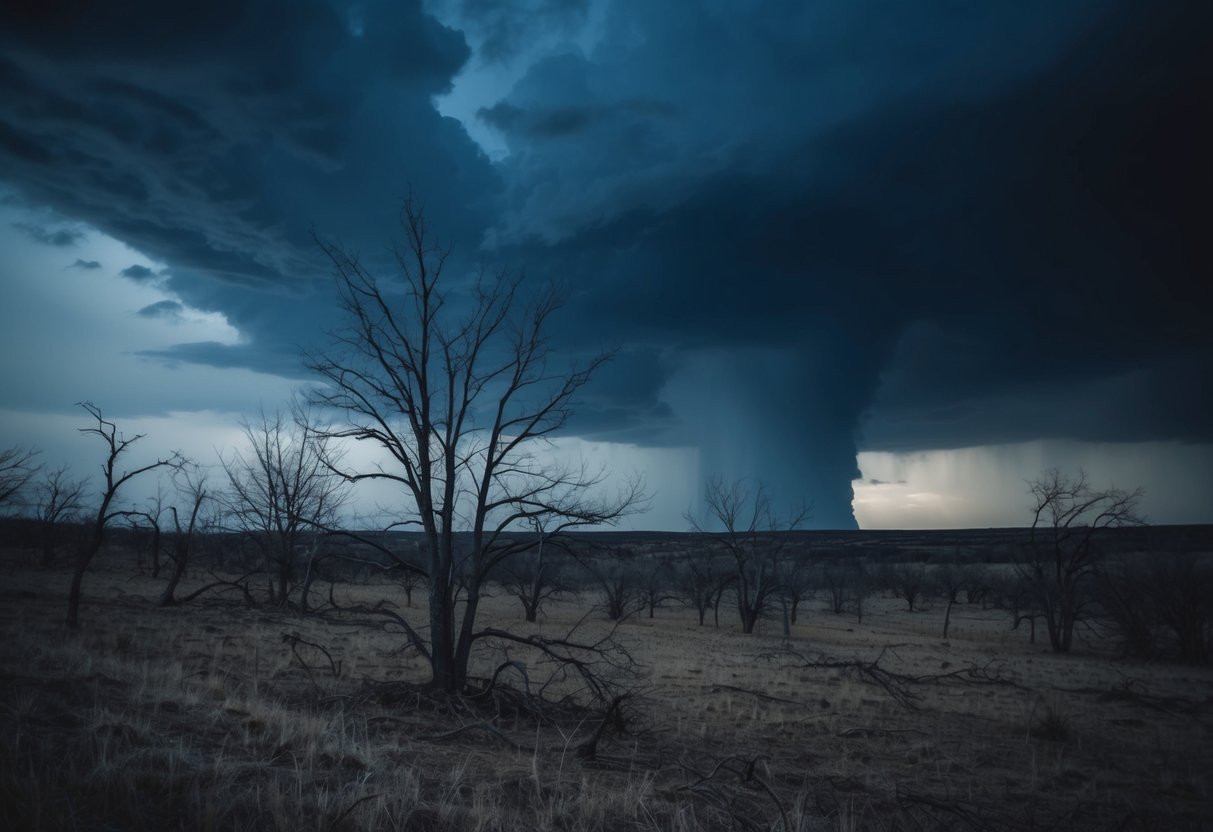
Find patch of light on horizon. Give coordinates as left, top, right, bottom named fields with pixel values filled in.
left=853, top=440, right=1213, bottom=529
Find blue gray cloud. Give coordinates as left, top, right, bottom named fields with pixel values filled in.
left=12, top=220, right=83, bottom=246
left=120, top=264, right=156, bottom=282
left=135, top=299, right=183, bottom=320
left=1, top=0, right=1209, bottom=528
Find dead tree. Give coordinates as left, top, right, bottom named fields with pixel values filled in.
left=498, top=524, right=571, bottom=622
left=34, top=465, right=87, bottom=567
left=689, top=477, right=809, bottom=635
left=126, top=487, right=167, bottom=577
left=777, top=546, right=814, bottom=627
left=933, top=561, right=970, bottom=639
left=308, top=196, right=643, bottom=693
left=0, top=445, right=40, bottom=510
left=221, top=405, right=348, bottom=607
left=640, top=558, right=678, bottom=619
left=675, top=550, right=732, bottom=626
left=1022, top=468, right=1144, bottom=653
left=158, top=466, right=209, bottom=606
left=581, top=551, right=645, bottom=621
left=883, top=563, right=929, bottom=612
left=67, top=403, right=182, bottom=627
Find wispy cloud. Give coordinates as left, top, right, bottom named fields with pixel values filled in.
left=120, top=264, right=157, bottom=282
left=135, top=299, right=183, bottom=321
left=12, top=221, right=84, bottom=247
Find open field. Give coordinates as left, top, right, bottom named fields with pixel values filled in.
left=3, top=549, right=1212, bottom=831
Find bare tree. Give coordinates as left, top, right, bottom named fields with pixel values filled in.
left=0, top=445, right=40, bottom=510
left=933, top=561, right=970, bottom=640
left=674, top=549, right=732, bottom=626
left=34, top=465, right=87, bottom=567
left=498, top=522, right=571, bottom=622
left=221, top=406, right=349, bottom=607
left=688, top=477, right=809, bottom=634
left=126, top=486, right=168, bottom=577
left=307, top=197, right=643, bottom=693
left=582, top=553, right=644, bottom=622
left=1022, top=468, right=1144, bottom=653
left=882, top=563, right=929, bottom=612
left=776, top=546, right=814, bottom=627
left=68, top=403, right=182, bottom=628
left=1099, top=554, right=1213, bottom=663
left=639, top=558, right=678, bottom=619
left=158, top=465, right=209, bottom=606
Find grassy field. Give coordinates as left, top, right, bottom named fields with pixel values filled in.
left=3, top=554, right=1211, bottom=831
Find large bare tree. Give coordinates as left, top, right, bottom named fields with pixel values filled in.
left=221, top=406, right=348, bottom=607
left=68, top=403, right=182, bottom=627
left=1023, top=468, right=1144, bottom=653
left=308, top=197, right=641, bottom=693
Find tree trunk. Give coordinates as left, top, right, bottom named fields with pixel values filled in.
left=149, top=527, right=161, bottom=578
left=39, top=524, right=56, bottom=567
left=159, top=550, right=188, bottom=607
left=67, top=521, right=106, bottom=628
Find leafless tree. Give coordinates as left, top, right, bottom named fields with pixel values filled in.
left=126, top=486, right=168, bottom=577
left=1022, top=468, right=1144, bottom=653
left=582, top=554, right=645, bottom=621
left=674, top=549, right=732, bottom=626
left=638, top=558, right=678, bottom=619
left=0, top=445, right=40, bottom=510
left=68, top=402, right=183, bottom=627
left=933, top=560, right=971, bottom=639
left=688, top=477, right=809, bottom=634
left=1099, top=554, right=1212, bottom=663
left=1149, top=555, right=1213, bottom=664
left=221, top=406, right=349, bottom=607
left=34, top=465, right=87, bottom=567
left=882, top=562, right=929, bottom=612
left=498, top=522, right=571, bottom=622
left=820, top=559, right=873, bottom=623
left=396, top=543, right=428, bottom=606
left=158, top=465, right=210, bottom=606
left=776, top=546, right=814, bottom=628
left=307, top=197, right=643, bottom=693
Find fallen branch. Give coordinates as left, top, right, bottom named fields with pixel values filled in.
left=418, top=721, right=528, bottom=751
left=764, top=647, right=1016, bottom=710
left=282, top=631, right=342, bottom=682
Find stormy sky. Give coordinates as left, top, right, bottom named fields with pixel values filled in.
left=1, top=0, right=1210, bottom=529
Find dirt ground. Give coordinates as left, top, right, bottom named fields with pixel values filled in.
left=2, top=555, right=1211, bottom=830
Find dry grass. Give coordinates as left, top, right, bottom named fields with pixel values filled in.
left=2, top=553, right=1211, bottom=830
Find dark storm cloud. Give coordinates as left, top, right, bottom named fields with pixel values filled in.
left=68, top=258, right=100, bottom=270
left=12, top=220, right=83, bottom=246
left=136, top=341, right=313, bottom=380
left=477, top=0, right=1212, bottom=526
left=120, top=264, right=156, bottom=282
left=479, top=98, right=679, bottom=139
left=0, top=0, right=498, bottom=377
left=3, top=0, right=1209, bottom=528
left=136, top=299, right=183, bottom=320
left=448, top=0, right=590, bottom=63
